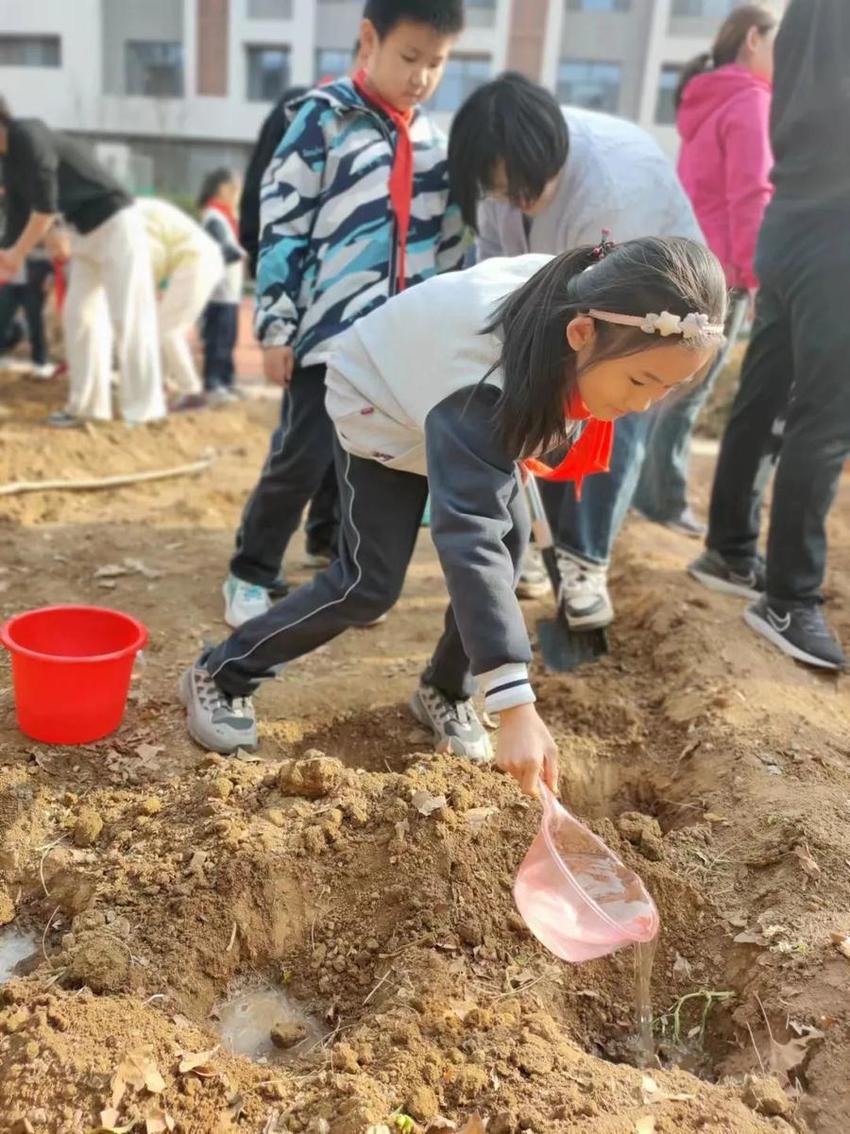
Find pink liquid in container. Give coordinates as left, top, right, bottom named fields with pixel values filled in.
left=514, top=784, right=659, bottom=963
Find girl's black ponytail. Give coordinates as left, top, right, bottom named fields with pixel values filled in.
left=486, top=235, right=728, bottom=462
left=484, top=245, right=600, bottom=461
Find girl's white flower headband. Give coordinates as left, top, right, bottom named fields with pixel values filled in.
left=588, top=308, right=725, bottom=341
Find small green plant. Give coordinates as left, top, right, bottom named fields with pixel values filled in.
left=655, top=989, right=735, bottom=1047
left=393, top=1116, right=415, bottom=1134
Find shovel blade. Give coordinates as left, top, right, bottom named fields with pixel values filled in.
left=537, top=617, right=609, bottom=673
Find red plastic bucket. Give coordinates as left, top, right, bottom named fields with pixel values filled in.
left=0, top=605, right=148, bottom=744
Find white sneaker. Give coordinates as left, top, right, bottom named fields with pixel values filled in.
left=555, top=549, right=614, bottom=630
left=31, top=362, right=57, bottom=380
left=222, top=575, right=272, bottom=629
left=207, top=387, right=239, bottom=408
left=516, top=546, right=550, bottom=600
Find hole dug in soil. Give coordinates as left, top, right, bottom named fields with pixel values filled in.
left=0, top=745, right=791, bottom=1134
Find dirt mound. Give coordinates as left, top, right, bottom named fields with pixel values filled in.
left=2, top=370, right=850, bottom=1132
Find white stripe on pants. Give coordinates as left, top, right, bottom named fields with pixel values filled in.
left=64, top=205, right=166, bottom=423
left=158, top=239, right=222, bottom=395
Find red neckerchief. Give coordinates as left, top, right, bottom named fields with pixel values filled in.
left=352, top=69, right=414, bottom=291
left=52, top=257, right=68, bottom=313
left=206, top=199, right=239, bottom=240
left=523, top=388, right=614, bottom=499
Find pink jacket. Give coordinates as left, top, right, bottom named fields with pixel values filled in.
left=677, top=64, right=773, bottom=290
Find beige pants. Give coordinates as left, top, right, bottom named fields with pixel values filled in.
left=64, top=205, right=166, bottom=423
left=157, top=237, right=222, bottom=395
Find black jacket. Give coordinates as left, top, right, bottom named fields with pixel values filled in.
left=770, top=0, right=850, bottom=204
left=238, top=85, right=308, bottom=278
left=2, top=118, right=130, bottom=242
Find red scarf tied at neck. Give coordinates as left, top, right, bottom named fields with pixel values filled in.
left=352, top=69, right=414, bottom=291
left=523, top=388, right=614, bottom=499
left=206, top=199, right=239, bottom=240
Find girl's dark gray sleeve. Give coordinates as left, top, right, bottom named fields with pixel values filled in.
left=424, top=385, right=536, bottom=715
left=203, top=214, right=243, bottom=264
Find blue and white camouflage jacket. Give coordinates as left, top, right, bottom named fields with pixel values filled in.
left=255, top=78, right=466, bottom=364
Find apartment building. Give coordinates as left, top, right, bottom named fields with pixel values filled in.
left=0, top=0, right=775, bottom=192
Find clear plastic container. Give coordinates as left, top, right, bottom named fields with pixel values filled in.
left=514, top=784, right=659, bottom=962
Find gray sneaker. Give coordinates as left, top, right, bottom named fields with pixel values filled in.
left=688, top=549, right=765, bottom=600
left=179, top=663, right=258, bottom=754
left=409, top=683, right=493, bottom=763
left=516, top=547, right=550, bottom=600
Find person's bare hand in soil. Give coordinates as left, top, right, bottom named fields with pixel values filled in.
left=496, top=702, right=559, bottom=797
left=264, top=345, right=294, bottom=388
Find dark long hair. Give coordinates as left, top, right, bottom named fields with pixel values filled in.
left=197, top=167, right=236, bottom=210
left=676, top=4, right=776, bottom=109
left=487, top=237, right=727, bottom=460
left=448, top=73, right=568, bottom=231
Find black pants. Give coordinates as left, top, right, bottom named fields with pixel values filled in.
left=707, top=199, right=850, bottom=604
left=230, top=364, right=339, bottom=587
left=209, top=441, right=529, bottom=698
left=202, top=302, right=238, bottom=390
left=0, top=261, right=52, bottom=365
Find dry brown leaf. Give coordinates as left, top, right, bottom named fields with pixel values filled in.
left=112, top=1048, right=166, bottom=1107
left=768, top=1025, right=824, bottom=1083
left=703, top=812, right=729, bottom=825
left=135, top=744, right=165, bottom=763
left=411, top=790, right=447, bottom=817
left=641, top=1074, right=659, bottom=1100
left=635, top=1119, right=656, bottom=1134
left=124, top=557, right=163, bottom=579
left=92, top=1110, right=135, bottom=1134
left=178, top=1046, right=219, bottom=1076
left=456, top=1118, right=486, bottom=1134
left=792, top=845, right=821, bottom=879
left=733, top=930, right=767, bottom=946
left=95, top=563, right=130, bottom=579
left=144, top=1104, right=175, bottom=1134
left=672, top=952, right=693, bottom=980
left=465, top=806, right=497, bottom=833
left=830, top=932, right=850, bottom=959
left=640, top=1073, right=694, bottom=1104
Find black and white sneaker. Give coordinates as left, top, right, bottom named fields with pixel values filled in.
left=409, top=683, right=493, bottom=763
left=663, top=509, right=707, bottom=539
left=516, top=547, right=549, bottom=600
left=555, top=549, right=613, bottom=630
left=688, top=549, right=765, bottom=600
left=744, top=596, right=846, bottom=671
left=179, top=663, right=259, bottom=753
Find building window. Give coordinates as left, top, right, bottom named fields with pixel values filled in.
left=671, top=0, right=737, bottom=15
left=125, top=41, right=184, bottom=97
left=428, top=55, right=491, bottom=113
left=0, top=35, right=61, bottom=67
left=247, top=0, right=293, bottom=17
left=565, top=0, right=630, bottom=10
left=655, top=64, right=683, bottom=124
left=246, top=45, right=292, bottom=102
left=556, top=60, right=621, bottom=113
left=315, top=48, right=351, bottom=84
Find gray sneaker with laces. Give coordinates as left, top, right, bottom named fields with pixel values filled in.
left=409, top=683, right=493, bottom=763
left=179, top=663, right=258, bottom=753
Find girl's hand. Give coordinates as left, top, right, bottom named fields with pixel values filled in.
left=263, top=345, right=294, bottom=388
left=495, top=702, right=559, bottom=797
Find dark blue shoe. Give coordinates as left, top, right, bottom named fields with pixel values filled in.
left=744, top=596, right=846, bottom=671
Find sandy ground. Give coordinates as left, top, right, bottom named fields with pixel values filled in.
left=0, top=365, right=849, bottom=1134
